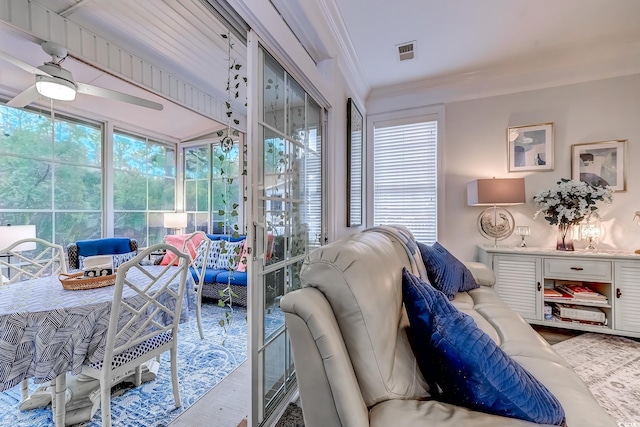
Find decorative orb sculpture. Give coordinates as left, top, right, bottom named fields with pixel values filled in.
left=477, top=207, right=515, bottom=245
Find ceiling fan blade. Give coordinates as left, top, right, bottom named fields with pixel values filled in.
left=6, top=85, right=40, bottom=108
left=0, top=51, right=53, bottom=77
left=76, top=82, right=163, bottom=111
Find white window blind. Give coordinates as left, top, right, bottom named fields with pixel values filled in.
left=373, top=119, right=437, bottom=243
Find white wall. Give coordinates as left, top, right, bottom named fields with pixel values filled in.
left=324, top=63, right=367, bottom=242
left=443, top=73, right=640, bottom=261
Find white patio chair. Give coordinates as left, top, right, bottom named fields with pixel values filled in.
left=182, top=231, right=210, bottom=339
left=161, top=231, right=210, bottom=339
left=79, top=243, right=190, bottom=427
left=0, top=237, right=67, bottom=409
left=0, top=237, right=67, bottom=285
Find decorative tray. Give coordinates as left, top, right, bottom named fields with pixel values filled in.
left=58, top=271, right=117, bottom=291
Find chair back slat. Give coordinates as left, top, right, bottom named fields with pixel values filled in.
left=103, top=243, right=189, bottom=365
left=0, top=238, right=67, bottom=284
left=182, top=231, right=210, bottom=286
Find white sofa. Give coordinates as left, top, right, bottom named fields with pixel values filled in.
left=280, top=227, right=616, bottom=427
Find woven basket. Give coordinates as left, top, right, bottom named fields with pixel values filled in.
left=59, top=271, right=117, bottom=291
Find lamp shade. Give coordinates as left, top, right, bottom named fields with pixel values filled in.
left=163, top=213, right=188, bottom=229
left=467, top=178, right=526, bottom=206
left=0, top=225, right=37, bottom=252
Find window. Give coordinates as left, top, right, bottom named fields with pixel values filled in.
left=212, top=142, right=242, bottom=234
left=184, top=145, right=211, bottom=233
left=372, top=117, right=438, bottom=243
left=113, top=130, right=176, bottom=246
left=184, top=140, right=243, bottom=235
left=0, top=105, right=102, bottom=246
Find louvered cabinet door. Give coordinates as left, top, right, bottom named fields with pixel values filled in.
left=493, top=255, right=542, bottom=321
left=614, top=262, right=640, bottom=334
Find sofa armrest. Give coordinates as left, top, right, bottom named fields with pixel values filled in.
left=281, top=288, right=369, bottom=427
left=463, top=261, right=495, bottom=287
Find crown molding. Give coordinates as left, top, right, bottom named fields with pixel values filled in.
left=367, top=38, right=640, bottom=111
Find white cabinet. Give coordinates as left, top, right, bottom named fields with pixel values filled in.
left=478, top=246, right=640, bottom=338
left=492, top=255, right=541, bottom=321
left=614, top=262, right=640, bottom=334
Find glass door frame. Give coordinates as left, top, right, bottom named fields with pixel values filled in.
left=246, top=30, right=328, bottom=426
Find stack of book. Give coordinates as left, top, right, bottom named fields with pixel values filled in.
left=543, top=288, right=573, bottom=301
left=552, top=282, right=609, bottom=305
left=551, top=303, right=607, bottom=326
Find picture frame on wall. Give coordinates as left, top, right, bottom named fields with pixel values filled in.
left=346, top=98, right=363, bottom=227
left=572, top=140, right=627, bottom=192
left=507, top=123, right=554, bottom=172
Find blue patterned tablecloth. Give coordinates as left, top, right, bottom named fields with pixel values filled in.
left=0, top=266, right=195, bottom=392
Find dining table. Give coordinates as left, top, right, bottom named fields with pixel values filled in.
left=0, top=265, right=195, bottom=426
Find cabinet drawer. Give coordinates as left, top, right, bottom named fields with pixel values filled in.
left=544, top=258, right=612, bottom=281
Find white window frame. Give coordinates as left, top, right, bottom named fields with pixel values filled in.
left=366, top=104, right=445, bottom=242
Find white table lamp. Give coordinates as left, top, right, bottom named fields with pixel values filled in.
left=0, top=225, right=37, bottom=283
left=163, top=213, right=187, bottom=234
left=0, top=225, right=37, bottom=253
left=467, top=178, right=526, bottom=247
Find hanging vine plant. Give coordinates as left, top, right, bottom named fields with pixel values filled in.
left=217, top=31, right=246, bottom=152
left=215, top=31, right=247, bottom=338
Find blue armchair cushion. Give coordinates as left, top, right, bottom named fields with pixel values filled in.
left=417, top=241, right=478, bottom=299
left=190, top=267, right=226, bottom=284
left=206, top=234, right=246, bottom=242
left=214, top=271, right=248, bottom=286
left=76, top=238, right=133, bottom=257
left=401, top=268, right=566, bottom=425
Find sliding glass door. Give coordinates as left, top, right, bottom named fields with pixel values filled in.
left=248, top=37, right=324, bottom=426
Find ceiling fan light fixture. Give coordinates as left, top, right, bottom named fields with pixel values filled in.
left=35, top=75, right=76, bottom=101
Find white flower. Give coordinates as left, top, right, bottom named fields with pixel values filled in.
left=533, top=179, right=612, bottom=226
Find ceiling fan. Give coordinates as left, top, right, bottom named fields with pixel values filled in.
left=0, top=41, right=163, bottom=111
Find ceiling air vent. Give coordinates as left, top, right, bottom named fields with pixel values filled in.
left=396, top=41, right=415, bottom=61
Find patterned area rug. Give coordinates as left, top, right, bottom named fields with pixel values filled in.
left=0, top=302, right=248, bottom=426
left=553, top=332, right=640, bottom=424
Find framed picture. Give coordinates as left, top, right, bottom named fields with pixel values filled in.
left=507, top=123, right=554, bottom=172
left=572, top=140, right=627, bottom=191
left=346, top=98, right=363, bottom=227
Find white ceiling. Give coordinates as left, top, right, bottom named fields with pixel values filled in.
left=330, top=0, right=640, bottom=92
left=1, top=0, right=639, bottom=140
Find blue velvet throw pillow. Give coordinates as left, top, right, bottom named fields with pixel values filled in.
left=402, top=268, right=566, bottom=425
left=417, top=241, right=478, bottom=300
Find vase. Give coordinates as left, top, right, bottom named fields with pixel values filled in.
left=556, top=223, right=574, bottom=251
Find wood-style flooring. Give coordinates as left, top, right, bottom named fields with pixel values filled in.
left=169, top=361, right=249, bottom=427
left=532, top=324, right=584, bottom=345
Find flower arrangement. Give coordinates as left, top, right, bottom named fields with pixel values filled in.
left=533, top=178, right=612, bottom=226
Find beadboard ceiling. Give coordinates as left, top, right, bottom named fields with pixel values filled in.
left=1, top=0, right=640, bottom=140
left=0, top=0, right=244, bottom=141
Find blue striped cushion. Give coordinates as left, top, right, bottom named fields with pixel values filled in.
left=402, top=269, right=566, bottom=425
left=417, top=241, right=478, bottom=300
